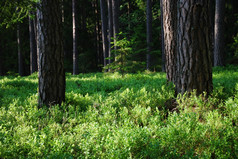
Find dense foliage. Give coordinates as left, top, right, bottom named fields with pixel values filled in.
left=0, top=66, right=237, bottom=158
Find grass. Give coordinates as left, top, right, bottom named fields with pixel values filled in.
left=0, top=66, right=238, bottom=158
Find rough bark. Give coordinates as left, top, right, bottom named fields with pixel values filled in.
left=29, top=14, right=38, bottom=74
left=160, top=0, right=166, bottom=72
left=146, top=0, right=152, bottom=70
left=176, top=0, right=213, bottom=95
left=107, top=0, right=113, bottom=65
left=17, top=24, right=24, bottom=76
left=214, top=0, right=225, bottom=66
left=162, top=0, right=177, bottom=83
left=112, top=0, right=119, bottom=51
left=72, top=0, right=79, bottom=75
left=37, top=0, right=65, bottom=107
left=100, top=0, right=109, bottom=67
left=209, top=0, right=216, bottom=65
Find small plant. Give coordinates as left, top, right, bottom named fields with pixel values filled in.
left=104, top=33, right=146, bottom=76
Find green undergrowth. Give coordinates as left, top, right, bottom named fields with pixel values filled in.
left=0, top=66, right=238, bottom=158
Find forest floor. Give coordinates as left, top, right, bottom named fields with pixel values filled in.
left=0, top=66, right=238, bottom=158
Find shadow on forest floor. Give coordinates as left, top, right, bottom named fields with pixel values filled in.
left=1, top=67, right=238, bottom=109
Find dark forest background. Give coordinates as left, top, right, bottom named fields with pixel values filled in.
left=0, top=0, right=237, bottom=76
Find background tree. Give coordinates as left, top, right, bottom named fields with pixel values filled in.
left=176, top=0, right=213, bottom=95
left=214, top=0, right=225, bottom=66
left=112, top=0, right=119, bottom=51
left=29, top=13, right=37, bottom=74
left=108, top=0, right=113, bottom=66
left=0, top=0, right=237, bottom=76
left=17, top=24, right=24, bottom=76
left=100, top=0, right=109, bottom=68
left=72, top=0, right=79, bottom=75
left=162, top=0, right=177, bottom=83
left=146, top=0, right=152, bottom=70
left=160, top=0, right=165, bottom=72
left=92, top=0, right=102, bottom=69
left=0, top=37, right=2, bottom=76
left=37, top=0, right=65, bottom=107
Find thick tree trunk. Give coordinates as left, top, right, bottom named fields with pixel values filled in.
left=146, top=0, right=152, bottom=70
left=214, top=0, right=225, bottom=66
left=100, top=0, right=109, bottom=67
left=209, top=0, right=216, bottom=65
left=112, top=0, right=119, bottom=51
left=17, top=24, right=24, bottom=76
left=37, top=0, right=65, bottom=107
left=107, top=0, right=113, bottom=65
left=29, top=14, right=38, bottom=74
left=162, top=0, right=177, bottom=83
left=72, top=0, right=79, bottom=75
left=160, top=0, right=166, bottom=72
left=176, top=0, right=213, bottom=95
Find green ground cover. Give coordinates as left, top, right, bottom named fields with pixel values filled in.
left=0, top=66, right=238, bottom=158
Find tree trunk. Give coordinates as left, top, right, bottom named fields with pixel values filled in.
left=162, top=0, right=177, bottom=83
left=61, top=0, right=64, bottom=23
left=107, top=0, right=113, bottom=65
left=176, top=0, right=213, bottom=95
left=29, top=14, right=38, bottom=74
left=112, top=0, right=119, bottom=51
left=100, top=0, right=109, bottom=67
left=72, top=0, right=79, bottom=75
left=127, top=2, right=131, bottom=38
left=37, top=0, right=65, bottom=107
left=209, top=0, right=216, bottom=65
left=214, top=0, right=225, bottom=66
left=93, top=0, right=102, bottom=70
left=160, top=0, right=166, bottom=72
left=146, top=0, right=152, bottom=70
left=17, top=24, right=24, bottom=76
left=0, top=37, right=2, bottom=76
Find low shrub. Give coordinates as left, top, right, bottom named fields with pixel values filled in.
left=0, top=66, right=237, bottom=158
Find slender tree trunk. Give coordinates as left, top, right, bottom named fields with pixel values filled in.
left=72, top=0, right=79, bottom=75
left=34, top=13, right=39, bottom=70
left=17, top=24, right=24, bottom=76
left=0, top=38, right=2, bottom=76
left=93, top=0, right=102, bottom=70
left=176, top=0, right=213, bottom=95
left=146, top=0, right=152, bottom=70
left=29, top=14, right=38, bottom=74
left=214, top=0, right=225, bottom=66
left=95, top=0, right=100, bottom=68
left=160, top=0, right=166, bottom=72
left=127, top=2, right=131, bottom=38
left=162, top=0, right=177, bottom=83
left=37, top=0, right=65, bottom=107
left=108, top=0, right=113, bottom=65
left=62, top=0, right=64, bottom=23
left=100, top=0, right=109, bottom=67
left=112, top=0, right=119, bottom=51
